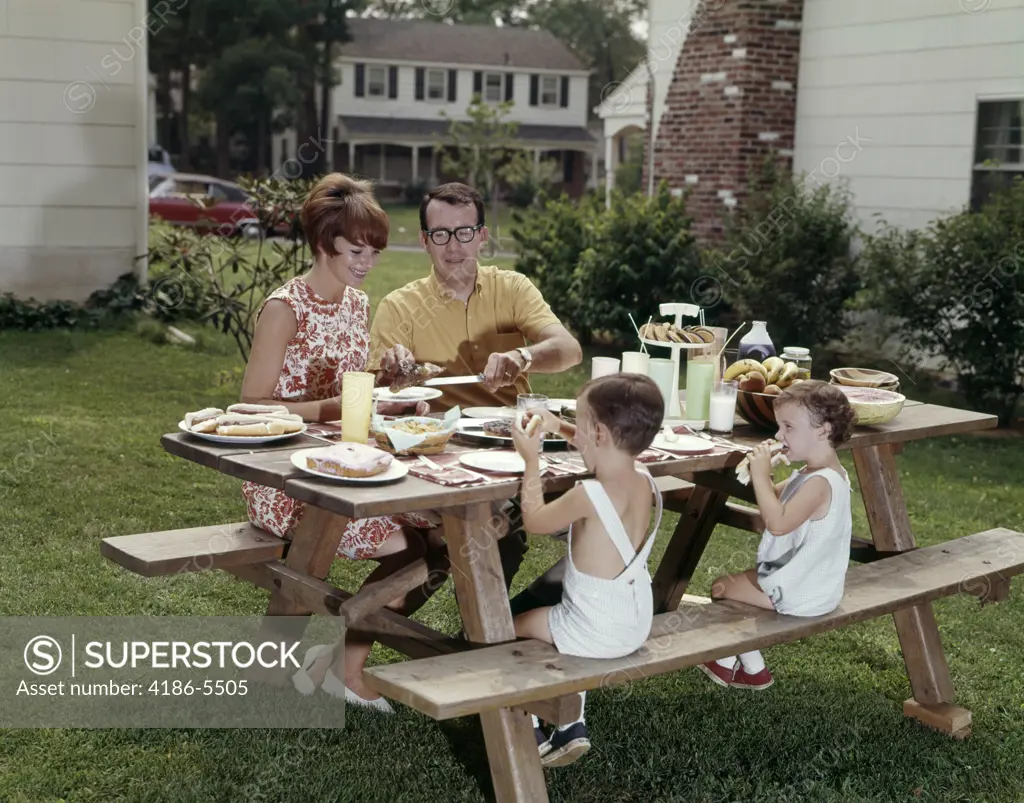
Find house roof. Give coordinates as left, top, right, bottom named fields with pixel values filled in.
left=341, top=18, right=588, bottom=73
left=339, top=115, right=597, bottom=147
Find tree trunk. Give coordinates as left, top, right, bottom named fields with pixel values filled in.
left=216, top=111, right=231, bottom=178
left=177, top=64, right=192, bottom=170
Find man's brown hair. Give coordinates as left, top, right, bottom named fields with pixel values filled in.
left=775, top=380, right=856, bottom=447
left=301, top=173, right=389, bottom=256
left=579, top=373, right=664, bottom=456
left=419, top=182, right=485, bottom=231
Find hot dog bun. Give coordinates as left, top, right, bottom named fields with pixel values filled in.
left=226, top=403, right=291, bottom=417
left=185, top=407, right=224, bottom=429
left=735, top=441, right=790, bottom=485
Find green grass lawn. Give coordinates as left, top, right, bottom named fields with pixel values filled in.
left=383, top=203, right=520, bottom=252
left=2, top=258, right=1024, bottom=801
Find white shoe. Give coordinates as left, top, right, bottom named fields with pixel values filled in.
left=291, top=644, right=334, bottom=696
left=322, top=668, right=394, bottom=714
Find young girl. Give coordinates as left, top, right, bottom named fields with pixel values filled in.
left=510, top=373, right=665, bottom=767
left=699, top=380, right=855, bottom=690
left=239, top=173, right=443, bottom=712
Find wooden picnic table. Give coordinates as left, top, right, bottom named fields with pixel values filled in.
left=153, top=399, right=1004, bottom=802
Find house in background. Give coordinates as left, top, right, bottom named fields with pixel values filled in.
left=273, top=18, right=599, bottom=199
left=602, top=0, right=1024, bottom=241
left=0, top=0, right=149, bottom=302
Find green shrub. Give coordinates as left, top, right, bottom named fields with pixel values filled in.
left=860, top=178, right=1024, bottom=425
left=717, top=159, right=860, bottom=351
left=573, top=184, right=703, bottom=345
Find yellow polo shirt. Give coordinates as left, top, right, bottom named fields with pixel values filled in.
left=369, top=264, right=562, bottom=410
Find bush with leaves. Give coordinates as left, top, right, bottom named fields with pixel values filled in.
left=573, top=184, right=704, bottom=345
left=500, top=152, right=561, bottom=209
left=859, top=178, right=1024, bottom=425
left=509, top=191, right=601, bottom=341
left=716, top=160, right=860, bottom=351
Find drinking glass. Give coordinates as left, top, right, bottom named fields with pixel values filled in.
left=709, top=380, right=739, bottom=434
left=591, top=356, right=620, bottom=379
left=685, top=350, right=716, bottom=420
left=620, top=351, right=650, bottom=375
left=517, top=393, right=548, bottom=433
left=647, top=358, right=677, bottom=418
left=341, top=371, right=375, bottom=443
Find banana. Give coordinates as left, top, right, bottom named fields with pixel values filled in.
left=762, top=356, right=785, bottom=385
left=775, top=362, right=800, bottom=388
left=724, top=359, right=769, bottom=382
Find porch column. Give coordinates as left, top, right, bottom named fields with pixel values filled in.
left=348, top=141, right=356, bottom=174
left=380, top=144, right=387, bottom=182
left=533, top=147, right=541, bottom=177
left=605, top=134, right=615, bottom=208
left=590, top=148, right=599, bottom=191
left=411, top=145, right=420, bottom=182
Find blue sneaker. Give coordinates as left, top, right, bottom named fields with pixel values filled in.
left=535, top=725, right=553, bottom=758
left=541, top=722, right=590, bottom=767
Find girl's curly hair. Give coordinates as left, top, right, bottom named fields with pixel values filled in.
left=775, top=380, right=855, bottom=446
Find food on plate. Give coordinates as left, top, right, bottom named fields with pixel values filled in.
left=371, top=415, right=453, bottom=454
left=560, top=404, right=576, bottom=421
left=185, top=407, right=224, bottom=429
left=377, top=357, right=445, bottom=393
left=226, top=403, right=292, bottom=418
left=306, top=442, right=393, bottom=478
left=482, top=419, right=514, bottom=437
left=639, top=322, right=716, bottom=345
left=735, top=441, right=790, bottom=485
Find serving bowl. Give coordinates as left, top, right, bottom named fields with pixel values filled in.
left=736, top=389, right=779, bottom=431
left=371, top=415, right=455, bottom=455
left=834, top=386, right=906, bottom=426
left=830, top=367, right=900, bottom=391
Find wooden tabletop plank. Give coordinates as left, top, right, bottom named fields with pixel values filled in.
left=160, top=403, right=998, bottom=518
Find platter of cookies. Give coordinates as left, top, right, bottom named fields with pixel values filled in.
left=639, top=322, right=716, bottom=348
left=180, top=404, right=307, bottom=444
left=289, top=443, right=409, bottom=484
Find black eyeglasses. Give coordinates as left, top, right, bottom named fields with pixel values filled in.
left=423, top=224, right=483, bottom=246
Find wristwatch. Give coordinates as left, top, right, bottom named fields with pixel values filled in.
left=516, top=347, right=533, bottom=372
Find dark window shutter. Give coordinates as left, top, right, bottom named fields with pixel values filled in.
left=447, top=69, right=457, bottom=102
left=560, top=76, right=569, bottom=108
left=355, top=64, right=365, bottom=97
left=388, top=66, right=398, bottom=99
left=529, top=74, right=539, bottom=106
left=415, top=68, right=425, bottom=101
left=504, top=73, right=513, bottom=102
left=473, top=71, right=483, bottom=97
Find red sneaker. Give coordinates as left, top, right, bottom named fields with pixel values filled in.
left=698, top=660, right=736, bottom=688
left=730, top=666, right=774, bottom=690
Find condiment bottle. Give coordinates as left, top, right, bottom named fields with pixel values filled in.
left=737, top=321, right=776, bottom=362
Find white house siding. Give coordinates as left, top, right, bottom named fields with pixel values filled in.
left=0, top=0, right=149, bottom=303
left=794, top=0, right=1024, bottom=233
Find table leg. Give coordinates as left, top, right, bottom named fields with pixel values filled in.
left=443, top=502, right=549, bottom=803
left=652, top=485, right=729, bottom=614
left=853, top=444, right=971, bottom=737
left=251, top=506, right=351, bottom=685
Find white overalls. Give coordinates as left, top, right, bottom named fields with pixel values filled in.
left=548, top=470, right=664, bottom=660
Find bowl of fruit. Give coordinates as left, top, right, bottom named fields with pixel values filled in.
left=726, top=356, right=805, bottom=431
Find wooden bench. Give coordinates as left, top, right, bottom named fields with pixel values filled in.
left=100, top=522, right=286, bottom=577
left=365, top=528, right=1024, bottom=738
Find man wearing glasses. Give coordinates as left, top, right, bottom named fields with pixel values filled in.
left=370, top=182, right=582, bottom=411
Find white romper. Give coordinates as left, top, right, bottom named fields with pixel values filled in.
left=548, top=470, right=664, bottom=660
left=756, top=466, right=853, bottom=617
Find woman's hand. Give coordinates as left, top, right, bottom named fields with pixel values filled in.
left=748, top=440, right=776, bottom=482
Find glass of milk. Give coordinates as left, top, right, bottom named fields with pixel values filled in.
left=709, top=380, right=739, bottom=435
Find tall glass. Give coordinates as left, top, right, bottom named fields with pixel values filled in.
left=341, top=371, right=375, bottom=443
left=620, top=351, right=650, bottom=375
left=591, top=357, right=620, bottom=379
left=709, top=380, right=739, bottom=434
left=685, top=351, right=716, bottom=421
left=647, top=358, right=676, bottom=419
left=517, top=393, right=548, bottom=433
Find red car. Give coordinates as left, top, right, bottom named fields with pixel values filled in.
left=149, top=173, right=263, bottom=237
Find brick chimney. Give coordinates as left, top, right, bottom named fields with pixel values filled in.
left=645, top=0, right=805, bottom=243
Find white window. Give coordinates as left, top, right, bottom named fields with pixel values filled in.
left=485, top=72, right=503, bottom=103
left=971, top=99, right=1023, bottom=210
left=368, top=66, right=386, bottom=98
left=541, top=75, right=559, bottom=107
left=427, top=69, right=446, bottom=101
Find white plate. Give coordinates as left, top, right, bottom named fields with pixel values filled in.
left=463, top=406, right=518, bottom=420
left=650, top=433, right=715, bottom=454
left=641, top=338, right=714, bottom=350
left=289, top=447, right=409, bottom=484
left=372, top=386, right=443, bottom=402
left=179, top=420, right=307, bottom=445
left=459, top=451, right=526, bottom=474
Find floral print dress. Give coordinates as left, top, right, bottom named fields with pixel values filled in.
left=241, top=277, right=439, bottom=559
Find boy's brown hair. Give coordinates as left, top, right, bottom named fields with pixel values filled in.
left=775, top=380, right=855, bottom=447
left=419, top=182, right=485, bottom=231
left=579, top=373, right=664, bottom=456
left=301, top=173, right=389, bottom=256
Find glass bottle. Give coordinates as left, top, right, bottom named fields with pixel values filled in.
left=781, top=347, right=812, bottom=380
left=737, top=321, right=776, bottom=362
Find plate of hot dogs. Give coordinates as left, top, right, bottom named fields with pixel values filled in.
left=180, top=404, right=307, bottom=444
